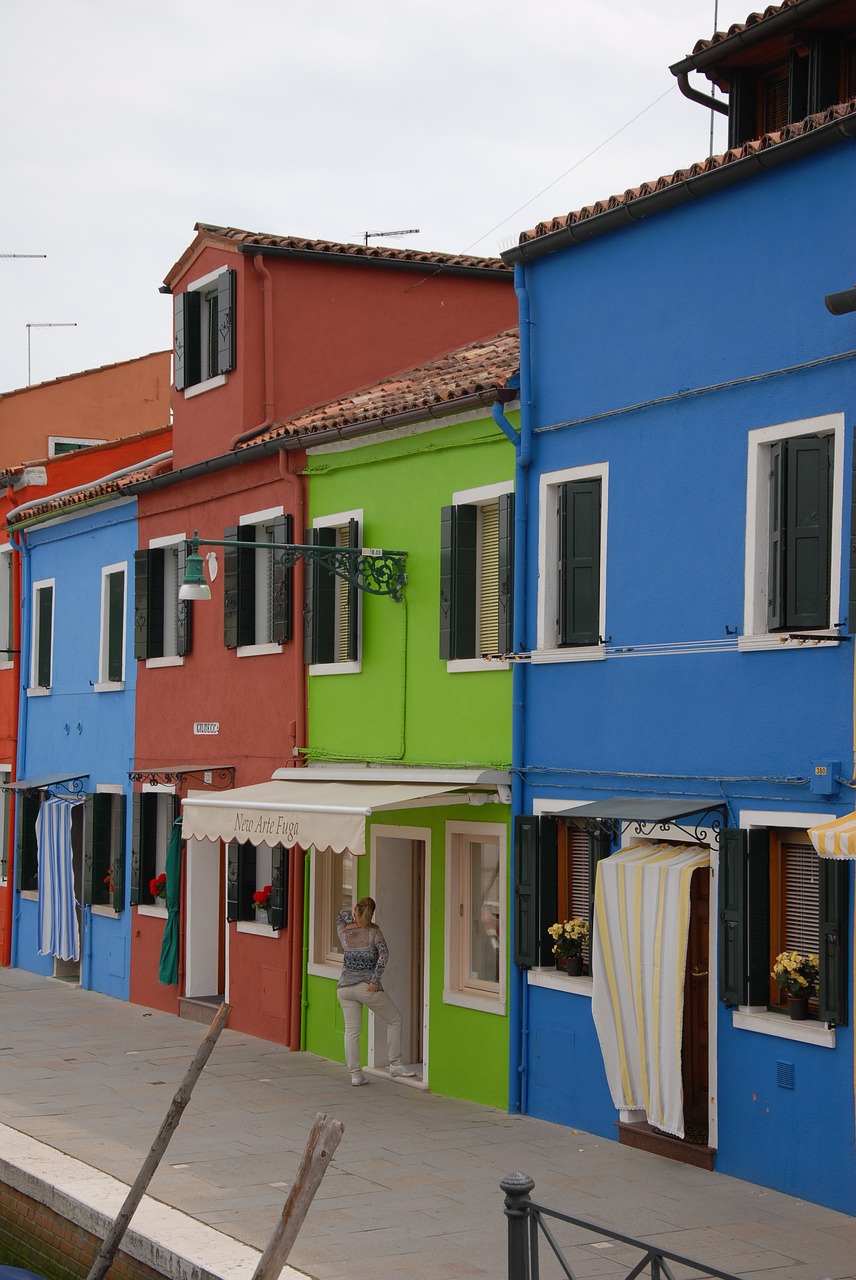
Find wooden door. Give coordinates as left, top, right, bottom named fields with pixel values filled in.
left=682, top=866, right=710, bottom=1142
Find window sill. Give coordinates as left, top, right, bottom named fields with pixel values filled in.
left=90, top=904, right=120, bottom=918
left=308, top=661, right=361, bottom=676
left=236, top=642, right=283, bottom=658
left=145, top=656, right=185, bottom=669
left=738, top=632, right=841, bottom=652
left=446, top=658, right=510, bottom=673
left=26, top=686, right=51, bottom=697
left=183, top=373, right=227, bottom=399
left=236, top=920, right=281, bottom=937
left=0, top=661, right=13, bottom=672
left=20, top=890, right=38, bottom=901
left=442, top=989, right=505, bottom=1016
left=732, top=1006, right=836, bottom=1048
left=94, top=681, right=125, bottom=693
left=531, top=645, right=606, bottom=665
left=307, top=960, right=344, bottom=979
left=527, top=967, right=593, bottom=997
left=137, top=903, right=167, bottom=918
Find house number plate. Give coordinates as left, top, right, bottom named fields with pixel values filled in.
left=193, top=722, right=220, bottom=735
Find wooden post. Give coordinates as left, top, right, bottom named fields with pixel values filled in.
left=252, top=1112, right=345, bottom=1280
left=86, top=1003, right=232, bottom=1280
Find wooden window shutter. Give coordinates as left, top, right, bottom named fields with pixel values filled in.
left=15, top=791, right=41, bottom=893
left=270, top=844, right=288, bottom=930
left=768, top=441, right=785, bottom=631
left=148, top=548, right=165, bottom=659
left=848, top=432, right=856, bottom=632
left=728, top=69, right=758, bottom=148
left=719, top=828, right=748, bottom=1006
left=174, top=290, right=201, bottom=391
left=129, top=792, right=142, bottom=905
left=133, top=550, right=149, bottom=660
left=223, top=525, right=240, bottom=649
left=439, top=505, right=477, bottom=660
left=226, top=842, right=240, bottom=922
left=439, top=506, right=454, bottom=659
left=746, top=828, right=771, bottom=1005
left=479, top=500, right=500, bottom=656
left=271, top=514, right=293, bottom=645
left=175, top=543, right=193, bottom=657
left=111, top=793, right=126, bottom=913
left=513, top=815, right=558, bottom=967
left=846, top=39, right=856, bottom=100
left=107, top=570, right=124, bottom=682
left=82, top=795, right=96, bottom=906
left=237, top=842, right=257, bottom=921
left=497, top=492, right=515, bottom=655
left=345, top=519, right=359, bottom=662
left=808, top=33, right=840, bottom=115
left=788, top=48, right=809, bottom=123
left=36, top=586, right=52, bottom=687
left=558, top=479, right=601, bottom=647
left=216, top=269, right=236, bottom=375
left=818, top=858, right=849, bottom=1026
left=237, top=526, right=256, bottom=647
left=304, top=527, right=337, bottom=664
left=785, top=434, right=832, bottom=629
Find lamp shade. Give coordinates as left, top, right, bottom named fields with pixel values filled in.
left=178, top=551, right=211, bottom=601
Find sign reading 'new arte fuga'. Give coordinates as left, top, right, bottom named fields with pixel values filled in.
left=234, top=810, right=300, bottom=844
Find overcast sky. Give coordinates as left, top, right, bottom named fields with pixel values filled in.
left=2, top=0, right=752, bottom=394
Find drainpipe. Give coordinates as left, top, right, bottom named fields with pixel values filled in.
left=7, top=525, right=32, bottom=970
left=229, top=254, right=276, bottom=450
left=1, top=511, right=23, bottom=967
left=509, top=262, right=533, bottom=1115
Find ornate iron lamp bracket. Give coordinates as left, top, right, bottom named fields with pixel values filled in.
left=188, top=534, right=408, bottom=601
left=128, top=767, right=237, bottom=790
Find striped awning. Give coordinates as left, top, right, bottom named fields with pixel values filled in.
left=808, top=811, right=856, bottom=859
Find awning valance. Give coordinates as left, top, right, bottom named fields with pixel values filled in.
left=808, top=811, right=856, bottom=859
left=181, top=779, right=472, bottom=856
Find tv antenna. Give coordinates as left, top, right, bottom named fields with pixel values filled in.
left=362, top=228, right=420, bottom=247
left=1, top=253, right=47, bottom=259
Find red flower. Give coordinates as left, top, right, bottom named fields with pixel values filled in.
left=150, top=873, right=167, bottom=900
left=253, top=885, right=272, bottom=908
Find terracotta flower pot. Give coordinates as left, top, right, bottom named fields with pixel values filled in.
left=564, top=954, right=583, bottom=976
left=787, top=995, right=809, bottom=1020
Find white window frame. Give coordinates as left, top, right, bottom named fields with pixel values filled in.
left=96, top=561, right=127, bottom=691
left=28, top=577, right=55, bottom=695
left=309, top=508, right=363, bottom=675
left=447, top=480, right=512, bottom=673
left=235, top=842, right=282, bottom=936
left=443, top=821, right=506, bottom=1015
left=307, top=847, right=357, bottom=976
left=0, top=765, right=10, bottom=885
left=740, top=413, right=843, bottom=651
left=136, top=784, right=174, bottom=918
left=0, top=545, right=13, bottom=672
left=145, top=534, right=186, bottom=668
left=534, top=462, right=608, bottom=663
left=48, top=436, right=106, bottom=457
left=236, top=506, right=285, bottom=657
left=182, top=267, right=229, bottom=398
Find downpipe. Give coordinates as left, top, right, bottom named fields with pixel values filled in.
left=8, top=526, right=31, bottom=970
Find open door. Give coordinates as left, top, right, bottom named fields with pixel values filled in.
left=370, top=829, right=428, bottom=1079
left=682, top=866, right=710, bottom=1144
left=184, top=836, right=225, bottom=999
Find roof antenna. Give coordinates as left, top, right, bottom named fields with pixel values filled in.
left=709, top=0, right=720, bottom=157
left=362, top=228, right=420, bottom=247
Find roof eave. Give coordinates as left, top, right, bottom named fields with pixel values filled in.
left=669, top=0, right=838, bottom=76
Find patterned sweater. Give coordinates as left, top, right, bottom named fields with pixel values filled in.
left=336, top=909, right=389, bottom=990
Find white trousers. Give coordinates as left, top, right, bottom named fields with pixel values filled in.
left=337, top=982, right=404, bottom=1071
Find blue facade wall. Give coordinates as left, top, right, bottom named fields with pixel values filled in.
left=517, top=138, right=856, bottom=1211
left=13, top=499, right=138, bottom=1001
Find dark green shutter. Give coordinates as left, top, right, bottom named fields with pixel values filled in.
left=558, top=480, right=601, bottom=647
left=107, top=570, right=125, bottom=682
left=130, top=793, right=142, bottom=905
left=270, top=844, right=288, bottom=930
left=439, top=505, right=477, bottom=660
left=768, top=441, right=785, bottom=631
left=304, top=527, right=337, bottom=664
left=15, top=791, right=40, bottom=893
left=226, top=842, right=239, bottom=922
left=786, top=435, right=832, bottom=630
left=497, top=492, right=515, bottom=655
left=111, top=794, right=126, bottom=913
left=176, top=543, right=192, bottom=657
left=36, top=585, right=53, bottom=687
left=345, top=518, right=359, bottom=662
left=746, top=829, right=771, bottom=1004
left=227, top=841, right=256, bottom=922
left=719, top=828, right=770, bottom=1006
left=272, top=514, right=292, bottom=645
left=174, top=291, right=200, bottom=391
left=148, top=549, right=165, bottom=659
left=818, top=857, right=849, bottom=1026
left=83, top=795, right=95, bottom=906
left=134, top=550, right=149, bottom=660
left=223, top=526, right=240, bottom=649
left=216, top=269, right=236, bottom=375
left=513, top=815, right=558, bottom=967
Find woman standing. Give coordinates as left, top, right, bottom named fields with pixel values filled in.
left=336, top=897, right=416, bottom=1086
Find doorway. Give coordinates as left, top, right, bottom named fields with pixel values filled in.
left=52, top=802, right=83, bottom=981
left=682, top=866, right=710, bottom=1144
left=370, top=828, right=428, bottom=1079
left=185, top=836, right=225, bottom=998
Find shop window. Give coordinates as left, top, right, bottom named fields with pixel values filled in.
left=226, top=841, right=287, bottom=928
left=97, top=563, right=126, bottom=688
left=445, top=823, right=506, bottom=1012
left=312, top=848, right=356, bottom=967
left=174, top=267, right=235, bottom=394
left=440, top=485, right=513, bottom=663
left=223, top=510, right=292, bottom=652
left=134, top=539, right=192, bottom=663
left=84, top=790, right=125, bottom=912
left=305, top=512, right=361, bottom=670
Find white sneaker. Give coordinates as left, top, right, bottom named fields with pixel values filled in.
left=388, top=1063, right=416, bottom=1078
left=350, top=1070, right=367, bottom=1086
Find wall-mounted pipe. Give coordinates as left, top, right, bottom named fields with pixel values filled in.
left=674, top=70, right=728, bottom=115
left=7, top=524, right=31, bottom=970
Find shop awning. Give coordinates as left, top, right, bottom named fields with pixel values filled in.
left=808, top=811, right=856, bottom=859
left=2, top=772, right=88, bottom=795
left=556, top=797, right=722, bottom=822
left=181, top=778, right=475, bottom=856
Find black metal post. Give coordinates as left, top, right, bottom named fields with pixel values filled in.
left=501, top=1171, right=535, bottom=1280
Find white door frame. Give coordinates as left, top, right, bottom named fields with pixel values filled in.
left=184, top=835, right=221, bottom=997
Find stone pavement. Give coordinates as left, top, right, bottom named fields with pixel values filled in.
left=0, top=968, right=854, bottom=1280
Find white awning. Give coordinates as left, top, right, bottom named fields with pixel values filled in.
left=808, top=811, right=856, bottom=859
left=181, top=779, right=471, bottom=856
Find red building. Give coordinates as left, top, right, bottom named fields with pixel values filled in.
left=127, top=224, right=515, bottom=1045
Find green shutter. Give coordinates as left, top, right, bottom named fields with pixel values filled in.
left=134, top=550, right=149, bottom=661
left=238, top=842, right=257, bottom=920
left=513, top=816, right=558, bottom=967
left=439, top=506, right=454, bottom=659
left=345, top=518, right=359, bottom=662
left=36, top=585, right=53, bottom=687
left=223, top=526, right=240, bottom=649
left=216, top=269, right=236, bottom=375
left=130, top=793, right=142, bottom=905
left=107, top=570, right=124, bottom=682
left=818, top=857, right=849, bottom=1026
left=439, top=505, right=477, bottom=660
left=226, top=842, right=239, bottom=922
left=786, top=435, right=832, bottom=630
left=768, top=441, right=785, bottom=631
left=270, top=844, right=288, bottom=930
left=111, top=794, right=126, bottom=913
left=719, top=829, right=748, bottom=1006
left=497, top=492, right=515, bottom=655
left=175, top=543, right=193, bottom=657
left=83, top=795, right=95, bottom=906
left=304, top=527, right=337, bottom=664
left=174, top=291, right=200, bottom=391
left=16, top=791, right=41, bottom=893
left=271, top=514, right=292, bottom=645
left=558, top=480, right=601, bottom=647
left=148, top=549, right=165, bottom=659
left=746, top=829, right=771, bottom=1005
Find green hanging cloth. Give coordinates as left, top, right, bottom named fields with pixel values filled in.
left=157, top=817, right=183, bottom=985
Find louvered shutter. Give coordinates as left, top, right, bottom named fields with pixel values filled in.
left=111, top=793, right=126, bottom=913
left=818, top=858, right=849, bottom=1026
left=15, top=791, right=40, bottom=893
left=439, top=506, right=454, bottom=659
left=304, top=527, right=337, bottom=664
left=497, top=492, right=514, bottom=655
left=439, top=505, right=477, bottom=660
left=175, top=542, right=192, bottom=657
left=786, top=435, right=832, bottom=630
left=588, top=824, right=611, bottom=945
left=83, top=795, right=96, bottom=906
left=130, top=793, right=142, bottom=905
left=270, top=844, right=288, bottom=930
left=558, top=480, right=601, bottom=647
left=226, top=842, right=240, bottom=922
left=223, top=526, right=240, bottom=649
left=134, top=550, right=149, bottom=660
left=768, top=441, right=785, bottom=631
left=271, top=514, right=292, bottom=645
left=719, top=829, right=748, bottom=1006
left=344, top=519, right=359, bottom=662
left=216, top=269, right=236, bottom=375
left=513, top=815, right=558, bottom=967
left=174, top=291, right=201, bottom=391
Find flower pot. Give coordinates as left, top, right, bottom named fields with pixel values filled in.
left=255, top=908, right=270, bottom=925
left=787, top=995, right=809, bottom=1020
left=564, top=955, right=584, bottom=976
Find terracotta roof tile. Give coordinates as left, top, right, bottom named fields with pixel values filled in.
left=0, top=351, right=169, bottom=400
left=241, top=329, right=519, bottom=448
left=9, top=475, right=135, bottom=525
left=517, top=98, right=856, bottom=246
left=691, top=1, right=806, bottom=57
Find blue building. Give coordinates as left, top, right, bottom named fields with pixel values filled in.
left=504, top=1, right=856, bottom=1213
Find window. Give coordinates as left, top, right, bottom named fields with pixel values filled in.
left=743, top=415, right=842, bottom=644
left=719, top=824, right=848, bottom=1026
left=30, top=579, right=54, bottom=691
left=305, top=511, right=361, bottom=670
left=227, top=841, right=287, bottom=928
left=174, top=267, right=236, bottom=393
left=311, top=848, right=355, bottom=968
left=84, top=789, right=125, bottom=912
left=130, top=790, right=178, bottom=908
left=48, top=436, right=106, bottom=457
left=15, top=790, right=43, bottom=893
left=445, top=823, right=506, bottom=1012
left=134, top=538, right=192, bottom=664
left=0, top=768, right=10, bottom=883
left=440, top=484, right=513, bottom=664
left=224, top=511, right=292, bottom=652
left=537, top=464, right=607, bottom=657
left=514, top=813, right=610, bottom=968
left=97, top=563, right=126, bottom=688
left=0, top=546, right=13, bottom=671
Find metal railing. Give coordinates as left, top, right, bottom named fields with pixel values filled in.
left=501, top=1173, right=745, bottom=1280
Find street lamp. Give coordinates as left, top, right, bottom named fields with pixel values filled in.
left=178, top=532, right=408, bottom=602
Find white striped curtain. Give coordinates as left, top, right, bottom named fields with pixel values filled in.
left=36, top=796, right=82, bottom=961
